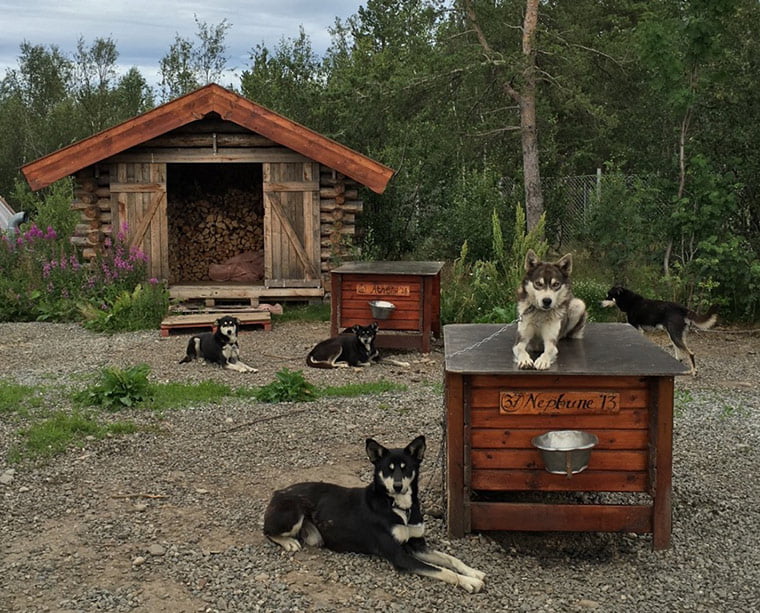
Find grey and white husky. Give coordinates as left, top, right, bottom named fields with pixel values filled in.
left=512, top=250, right=587, bottom=370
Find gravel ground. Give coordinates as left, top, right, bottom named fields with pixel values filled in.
left=0, top=320, right=758, bottom=613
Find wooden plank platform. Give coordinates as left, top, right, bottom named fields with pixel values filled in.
left=169, top=283, right=324, bottom=306
left=160, top=311, right=272, bottom=337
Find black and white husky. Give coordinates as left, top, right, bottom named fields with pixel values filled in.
left=306, top=323, right=411, bottom=369
left=263, top=436, right=485, bottom=592
left=601, top=285, right=718, bottom=374
left=179, top=315, right=257, bottom=373
left=306, top=323, right=380, bottom=368
left=513, top=250, right=587, bottom=370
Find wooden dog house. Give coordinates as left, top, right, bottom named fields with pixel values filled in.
left=21, top=84, right=394, bottom=304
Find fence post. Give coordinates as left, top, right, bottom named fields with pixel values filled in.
left=596, top=167, right=602, bottom=203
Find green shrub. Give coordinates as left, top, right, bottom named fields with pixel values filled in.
left=80, top=281, right=169, bottom=333
left=73, top=363, right=152, bottom=410
left=245, top=368, right=317, bottom=403
left=441, top=204, right=548, bottom=324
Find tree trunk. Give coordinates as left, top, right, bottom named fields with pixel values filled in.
left=463, top=0, right=545, bottom=232
left=521, top=0, right=543, bottom=231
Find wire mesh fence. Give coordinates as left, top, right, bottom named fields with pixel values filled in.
left=542, top=171, right=669, bottom=247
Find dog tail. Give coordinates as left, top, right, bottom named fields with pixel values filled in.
left=687, top=305, right=718, bottom=330
left=305, top=352, right=331, bottom=369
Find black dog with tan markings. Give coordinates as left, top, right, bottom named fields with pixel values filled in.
left=179, top=315, right=257, bottom=373
left=263, top=436, right=485, bottom=592
left=602, top=285, right=717, bottom=374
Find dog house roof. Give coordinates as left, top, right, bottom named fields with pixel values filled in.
left=21, top=83, right=395, bottom=194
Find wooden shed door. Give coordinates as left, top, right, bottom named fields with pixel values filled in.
left=111, top=162, right=169, bottom=281
left=262, top=161, right=321, bottom=287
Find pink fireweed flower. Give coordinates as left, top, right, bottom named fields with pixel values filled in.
left=45, top=227, right=57, bottom=240
left=149, top=277, right=159, bottom=285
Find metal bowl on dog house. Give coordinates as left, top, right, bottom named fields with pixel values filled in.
left=444, top=322, right=689, bottom=550
left=20, top=84, right=394, bottom=323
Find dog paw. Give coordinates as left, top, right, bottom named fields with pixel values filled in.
left=458, top=574, right=485, bottom=593
left=516, top=357, right=534, bottom=369
left=533, top=355, right=554, bottom=370
left=466, top=568, right=486, bottom=581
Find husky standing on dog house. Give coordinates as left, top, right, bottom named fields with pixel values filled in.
left=513, top=249, right=587, bottom=370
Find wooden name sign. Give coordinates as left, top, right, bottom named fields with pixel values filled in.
left=356, top=283, right=411, bottom=296
left=499, top=391, right=620, bottom=415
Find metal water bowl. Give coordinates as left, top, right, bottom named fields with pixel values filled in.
left=369, top=300, right=396, bottom=320
left=531, top=430, right=599, bottom=478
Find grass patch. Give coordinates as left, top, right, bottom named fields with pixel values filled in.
left=148, top=380, right=232, bottom=410
left=320, top=380, right=407, bottom=398
left=9, top=411, right=138, bottom=463
left=0, top=380, right=45, bottom=416
left=272, top=302, right=330, bottom=323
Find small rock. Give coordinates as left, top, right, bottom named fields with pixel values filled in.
left=132, top=556, right=146, bottom=567
left=148, top=544, right=166, bottom=556
left=0, top=470, right=15, bottom=485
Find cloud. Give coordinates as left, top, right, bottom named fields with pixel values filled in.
left=0, top=0, right=362, bottom=86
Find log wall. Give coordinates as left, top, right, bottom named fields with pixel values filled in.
left=67, top=117, right=365, bottom=283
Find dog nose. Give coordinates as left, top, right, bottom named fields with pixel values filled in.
left=393, top=481, right=403, bottom=493
left=542, top=297, right=553, bottom=308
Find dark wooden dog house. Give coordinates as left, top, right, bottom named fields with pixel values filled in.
left=21, top=84, right=394, bottom=304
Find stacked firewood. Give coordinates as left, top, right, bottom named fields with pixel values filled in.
left=168, top=187, right=264, bottom=282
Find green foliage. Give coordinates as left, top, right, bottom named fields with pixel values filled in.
left=272, top=303, right=331, bottom=323
left=0, top=213, right=167, bottom=326
left=575, top=170, right=666, bottom=281
left=441, top=205, right=548, bottom=324
left=80, top=281, right=169, bottom=333
left=73, top=364, right=152, bottom=410
left=159, top=17, right=231, bottom=101
left=9, top=411, right=137, bottom=463
left=320, top=380, right=407, bottom=398
left=0, top=381, right=44, bottom=416
left=571, top=279, right=618, bottom=323
left=246, top=368, right=318, bottom=403
left=148, top=380, right=232, bottom=411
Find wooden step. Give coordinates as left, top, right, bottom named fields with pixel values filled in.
left=160, top=311, right=272, bottom=337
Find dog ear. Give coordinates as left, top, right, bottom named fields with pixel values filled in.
left=365, top=438, right=387, bottom=463
left=352, top=325, right=361, bottom=334
left=524, top=249, right=539, bottom=272
left=556, top=253, right=573, bottom=275
left=370, top=322, right=378, bottom=332
left=405, top=435, right=426, bottom=461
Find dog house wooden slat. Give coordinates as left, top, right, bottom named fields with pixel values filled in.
left=444, top=322, right=687, bottom=550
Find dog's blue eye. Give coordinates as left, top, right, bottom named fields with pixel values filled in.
left=400, top=462, right=405, bottom=469
left=389, top=463, right=395, bottom=470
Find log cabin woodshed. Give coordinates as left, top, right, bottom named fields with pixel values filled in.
left=21, top=84, right=394, bottom=304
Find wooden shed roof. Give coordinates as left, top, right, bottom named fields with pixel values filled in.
left=21, top=83, right=394, bottom=194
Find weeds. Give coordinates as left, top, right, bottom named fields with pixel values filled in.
left=73, top=364, right=152, bottom=410
left=243, top=368, right=318, bottom=403
left=0, top=380, right=44, bottom=416
left=320, top=380, right=407, bottom=397
left=8, top=411, right=138, bottom=463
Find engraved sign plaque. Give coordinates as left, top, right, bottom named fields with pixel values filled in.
left=499, top=391, right=620, bottom=415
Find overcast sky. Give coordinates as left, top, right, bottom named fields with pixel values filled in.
left=0, top=0, right=365, bottom=88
